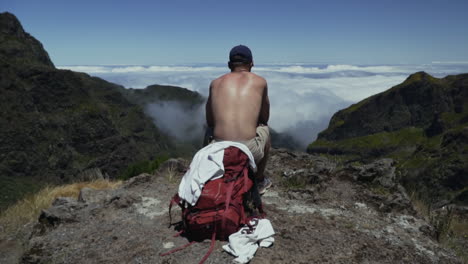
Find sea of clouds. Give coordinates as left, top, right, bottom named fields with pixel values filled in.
left=59, top=63, right=468, bottom=149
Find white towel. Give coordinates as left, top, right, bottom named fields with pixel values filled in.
left=223, top=219, right=275, bottom=264
left=178, top=141, right=256, bottom=206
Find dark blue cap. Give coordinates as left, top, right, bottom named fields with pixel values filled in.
left=229, top=45, right=253, bottom=63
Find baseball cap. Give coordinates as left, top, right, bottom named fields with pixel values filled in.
left=229, top=45, right=253, bottom=63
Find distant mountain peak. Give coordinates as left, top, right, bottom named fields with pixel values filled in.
left=0, top=12, right=54, bottom=68
left=401, top=71, right=439, bottom=86
left=0, top=12, right=25, bottom=36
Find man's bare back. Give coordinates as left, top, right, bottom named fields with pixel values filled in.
left=205, top=45, right=271, bottom=190
left=206, top=71, right=269, bottom=141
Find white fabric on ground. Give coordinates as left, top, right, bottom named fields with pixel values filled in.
left=223, top=218, right=275, bottom=264
left=178, top=141, right=256, bottom=206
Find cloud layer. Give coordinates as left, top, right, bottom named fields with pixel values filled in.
left=145, top=101, right=205, bottom=143
left=59, top=63, right=468, bottom=149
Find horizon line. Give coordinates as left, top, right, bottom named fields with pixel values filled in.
left=56, top=62, right=467, bottom=67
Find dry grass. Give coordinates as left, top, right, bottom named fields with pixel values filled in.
left=410, top=193, right=468, bottom=262
left=0, top=179, right=121, bottom=236
left=159, top=159, right=188, bottom=184
left=164, top=164, right=180, bottom=184
left=410, top=192, right=451, bottom=241
left=445, top=217, right=468, bottom=263
left=450, top=217, right=468, bottom=236
left=410, top=192, right=431, bottom=220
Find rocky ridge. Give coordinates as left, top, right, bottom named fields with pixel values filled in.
left=308, top=72, right=468, bottom=206
left=1, top=149, right=462, bottom=263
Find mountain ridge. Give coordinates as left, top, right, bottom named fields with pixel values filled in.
left=0, top=12, right=174, bottom=210
left=308, top=71, right=468, bottom=206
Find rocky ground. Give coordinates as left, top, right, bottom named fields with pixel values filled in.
left=0, top=148, right=463, bottom=263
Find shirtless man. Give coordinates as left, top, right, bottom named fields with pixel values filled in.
left=205, top=45, right=271, bottom=193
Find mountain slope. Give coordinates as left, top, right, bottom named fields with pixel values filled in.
left=0, top=12, right=172, bottom=210
left=308, top=72, right=468, bottom=205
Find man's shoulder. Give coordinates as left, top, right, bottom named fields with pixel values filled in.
left=245, top=71, right=265, bottom=80
left=212, top=73, right=231, bottom=83
left=210, top=75, right=225, bottom=87
left=250, top=72, right=267, bottom=86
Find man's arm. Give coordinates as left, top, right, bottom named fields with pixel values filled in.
left=205, top=82, right=214, bottom=128
left=258, top=83, right=270, bottom=125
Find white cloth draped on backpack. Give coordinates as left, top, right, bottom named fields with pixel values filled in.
left=178, top=141, right=256, bottom=206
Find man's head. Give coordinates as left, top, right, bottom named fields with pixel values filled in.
left=228, top=45, right=253, bottom=71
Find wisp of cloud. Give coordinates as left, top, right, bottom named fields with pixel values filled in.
left=145, top=101, right=206, bottom=143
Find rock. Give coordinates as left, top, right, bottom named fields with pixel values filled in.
left=78, top=187, right=112, bottom=204
left=109, top=193, right=141, bottom=209
left=122, top=173, right=152, bottom=188
left=419, top=224, right=436, bottom=239
left=380, top=192, right=415, bottom=214
left=359, top=159, right=396, bottom=186
left=51, top=196, right=76, bottom=206
left=39, top=197, right=83, bottom=226
left=343, top=159, right=397, bottom=189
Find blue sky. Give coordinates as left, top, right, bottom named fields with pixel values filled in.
left=2, top=0, right=468, bottom=65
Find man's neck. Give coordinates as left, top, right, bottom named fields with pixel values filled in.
left=232, top=68, right=250, bottom=73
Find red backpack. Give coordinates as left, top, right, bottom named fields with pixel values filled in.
left=161, top=146, right=264, bottom=263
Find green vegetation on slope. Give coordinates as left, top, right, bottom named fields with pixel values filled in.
left=0, top=12, right=174, bottom=210
left=118, top=155, right=169, bottom=180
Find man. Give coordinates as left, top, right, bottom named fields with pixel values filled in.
left=205, top=45, right=272, bottom=194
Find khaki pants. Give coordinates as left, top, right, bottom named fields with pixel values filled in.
left=209, top=125, right=270, bottom=165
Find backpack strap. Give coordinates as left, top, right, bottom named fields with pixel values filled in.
left=168, top=194, right=183, bottom=228
left=159, top=221, right=218, bottom=264
left=243, top=165, right=249, bottom=194
left=240, top=165, right=250, bottom=224
left=198, top=229, right=217, bottom=264
left=159, top=240, right=197, bottom=257
left=249, top=168, right=266, bottom=219
left=221, top=179, right=235, bottom=238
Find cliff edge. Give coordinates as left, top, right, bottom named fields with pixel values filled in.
left=0, top=149, right=462, bottom=263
